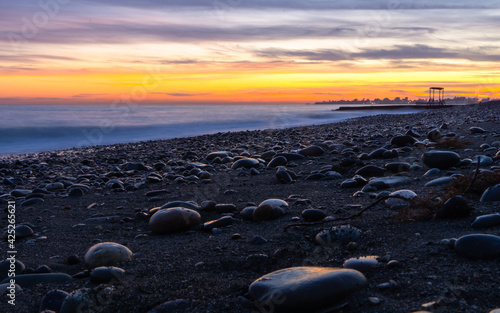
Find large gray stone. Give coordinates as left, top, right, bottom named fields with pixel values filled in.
left=480, top=184, right=500, bottom=202
left=84, top=242, right=133, bottom=269
left=368, top=176, right=411, bottom=189
left=454, top=234, right=500, bottom=259
left=249, top=267, right=367, bottom=312
left=149, top=208, right=201, bottom=234
left=421, top=151, right=460, bottom=169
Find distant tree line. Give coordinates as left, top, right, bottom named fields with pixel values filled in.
left=314, top=96, right=494, bottom=105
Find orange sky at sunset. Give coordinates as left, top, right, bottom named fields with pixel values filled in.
left=1, top=1, right=499, bottom=104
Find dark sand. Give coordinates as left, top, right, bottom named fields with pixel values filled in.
left=1, top=103, right=500, bottom=313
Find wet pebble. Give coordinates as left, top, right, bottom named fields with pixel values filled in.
left=302, top=208, right=327, bottom=221
left=425, top=176, right=455, bottom=187
left=355, top=165, right=386, bottom=177
left=39, top=289, right=69, bottom=313
left=0, top=273, right=72, bottom=288
left=391, top=135, right=417, bottom=147
left=385, top=190, right=417, bottom=208
left=298, top=145, right=325, bottom=156
left=471, top=213, right=500, bottom=228
left=15, top=224, right=34, bottom=239
left=90, top=266, right=125, bottom=283
left=203, top=216, right=233, bottom=231
left=480, top=184, right=500, bottom=202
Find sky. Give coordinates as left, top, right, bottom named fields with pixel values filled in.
left=0, top=0, right=499, bottom=105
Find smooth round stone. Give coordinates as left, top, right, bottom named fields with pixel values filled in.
left=355, top=165, right=386, bottom=177
left=206, top=151, right=231, bottom=160
left=340, top=179, right=359, bottom=188
left=276, top=166, right=294, bottom=183
left=213, top=204, right=236, bottom=213
left=149, top=208, right=201, bottom=234
left=275, top=153, right=306, bottom=161
left=0, top=273, right=72, bottom=288
left=424, top=168, right=441, bottom=177
left=40, top=289, right=69, bottom=313
left=203, top=216, right=233, bottom=230
left=90, top=266, right=125, bottom=283
left=385, top=190, right=417, bottom=208
left=384, top=162, right=411, bottom=173
left=454, top=234, right=500, bottom=259
left=368, top=176, right=411, bottom=189
left=368, top=148, right=388, bottom=159
left=259, top=199, right=289, bottom=211
left=159, top=201, right=200, bottom=211
left=84, top=242, right=133, bottom=269
left=253, top=204, right=279, bottom=221
left=240, top=206, right=256, bottom=221
left=302, top=209, right=327, bottom=222
left=231, top=158, right=260, bottom=169
left=391, top=135, right=417, bottom=147
left=20, top=197, right=45, bottom=207
left=471, top=214, right=500, bottom=228
left=123, top=162, right=147, bottom=171
left=421, top=151, right=460, bottom=169
left=425, top=176, right=455, bottom=187
left=14, top=224, right=34, bottom=239
left=45, top=182, right=65, bottom=191
left=427, top=128, right=441, bottom=142
left=267, top=156, right=287, bottom=168
left=0, top=259, right=25, bottom=281
left=315, top=225, right=361, bottom=248
left=0, top=283, right=22, bottom=295
left=472, top=155, right=493, bottom=166
left=480, top=184, right=500, bottom=202
left=298, top=145, right=325, bottom=156
left=249, top=267, right=367, bottom=313
left=11, top=189, right=31, bottom=197
left=470, top=126, right=486, bottom=134
left=435, top=196, right=472, bottom=219
left=343, top=256, right=379, bottom=272
left=68, top=188, right=85, bottom=198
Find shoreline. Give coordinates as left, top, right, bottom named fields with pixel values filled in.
left=1, top=103, right=499, bottom=312
left=0, top=104, right=472, bottom=160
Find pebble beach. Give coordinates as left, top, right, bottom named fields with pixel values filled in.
left=1, top=103, right=500, bottom=313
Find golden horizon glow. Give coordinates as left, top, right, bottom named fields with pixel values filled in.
left=1, top=2, right=499, bottom=104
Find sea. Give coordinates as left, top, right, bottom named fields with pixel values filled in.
left=0, top=104, right=423, bottom=157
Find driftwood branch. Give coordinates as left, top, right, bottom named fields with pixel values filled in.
left=463, top=156, right=481, bottom=195
left=283, top=195, right=409, bottom=231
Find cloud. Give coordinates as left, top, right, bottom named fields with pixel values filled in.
left=151, top=92, right=211, bottom=97
left=255, top=45, right=500, bottom=62
left=72, top=93, right=108, bottom=98
left=84, top=0, right=500, bottom=10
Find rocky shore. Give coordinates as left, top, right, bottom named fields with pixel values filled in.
left=1, top=103, right=500, bottom=313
